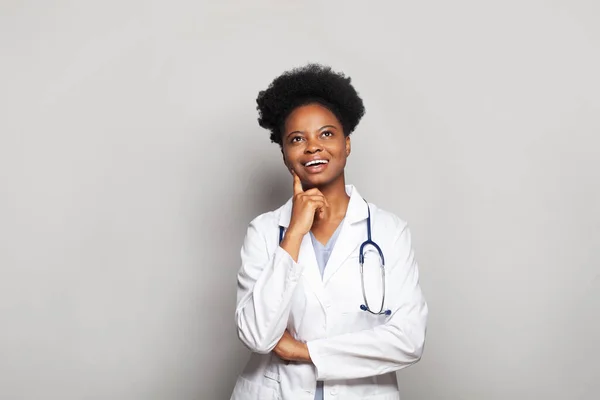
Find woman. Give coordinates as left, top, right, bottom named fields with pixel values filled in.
left=231, top=64, right=428, bottom=400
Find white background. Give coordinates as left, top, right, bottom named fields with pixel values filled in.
left=1, top=1, right=599, bottom=399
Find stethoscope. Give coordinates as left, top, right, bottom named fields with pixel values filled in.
left=278, top=200, right=391, bottom=316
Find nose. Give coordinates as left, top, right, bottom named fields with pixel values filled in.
left=304, top=136, right=323, bottom=154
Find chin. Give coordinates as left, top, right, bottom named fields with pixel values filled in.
left=301, top=176, right=324, bottom=188
left=302, top=173, right=339, bottom=189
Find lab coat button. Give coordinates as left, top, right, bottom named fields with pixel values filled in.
left=330, top=386, right=338, bottom=395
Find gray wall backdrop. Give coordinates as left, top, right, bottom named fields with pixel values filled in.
left=1, top=1, right=599, bottom=399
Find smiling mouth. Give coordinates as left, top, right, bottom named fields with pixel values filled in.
left=303, top=159, right=329, bottom=167
left=302, top=159, right=329, bottom=174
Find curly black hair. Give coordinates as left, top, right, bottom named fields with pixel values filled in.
left=256, top=63, right=366, bottom=146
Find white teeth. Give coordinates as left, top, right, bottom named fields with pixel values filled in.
left=305, top=160, right=328, bottom=167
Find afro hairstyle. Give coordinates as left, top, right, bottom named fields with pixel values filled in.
left=256, top=63, right=366, bottom=146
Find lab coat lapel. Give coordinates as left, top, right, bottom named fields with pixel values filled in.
left=277, top=185, right=368, bottom=296
left=322, top=186, right=369, bottom=286
left=297, top=234, right=324, bottom=299
left=277, top=197, right=324, bottom=301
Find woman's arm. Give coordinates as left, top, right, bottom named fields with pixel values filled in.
left=236, top=173, right=330, bottom=354
left=305, top=222, right=428, bottom=380
left=235, top=216, right=305, bottom=354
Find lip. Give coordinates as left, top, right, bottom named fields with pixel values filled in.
left=302, top=158, right=329, bottom=166
left=303, top=161, right=329, bottom=174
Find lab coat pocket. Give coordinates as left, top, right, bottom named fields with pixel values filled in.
left=263, top=369, right=280, bottom=383
left=262, top=353, right=284, bottom=398
left=231, top=375, right=280, bottom=400
left=339, top=309, right=389, bottom=333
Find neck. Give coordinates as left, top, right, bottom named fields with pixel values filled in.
left=313, top=175, right=350, bottom=222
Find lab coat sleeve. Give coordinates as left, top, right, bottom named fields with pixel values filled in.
left=235, top=216, right=304, bottom=354
left=306, top=222, right=428, bottom=381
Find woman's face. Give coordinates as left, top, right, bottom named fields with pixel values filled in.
left=281, top=103, right=350, bottom=189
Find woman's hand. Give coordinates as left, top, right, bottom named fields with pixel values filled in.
left=280, top=170, right=329, bottom=261
left=273, top=330, right=311, bottom=362
left=287, top=170, right=329, bottom=237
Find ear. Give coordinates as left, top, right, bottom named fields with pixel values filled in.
left=345, top=136, right=351, bottom=157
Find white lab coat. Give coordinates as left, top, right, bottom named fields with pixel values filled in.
left=231, top=185, right=428, bottom=400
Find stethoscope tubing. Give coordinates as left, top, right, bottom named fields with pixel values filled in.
left=278, top=200, right=391, bottom=316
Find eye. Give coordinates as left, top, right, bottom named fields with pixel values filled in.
left=290, top=136, right=303, bottom=143
left=321, top=130, right=333, bottom=138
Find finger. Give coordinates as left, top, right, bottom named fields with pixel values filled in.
left=292, top=169, right=303, bottom=195
left=301, top=194, right=328, bottom=201
left=307, top=199, right=327, bottom=211
left=309, top=195, right=330, bottom=209
left=302, top=196, right=329, bottom=209
left=303, top=189, right=330, bottom=207
left=301, top=194, right=327, bottom=202
left=303, top=188, right=322, bottom=195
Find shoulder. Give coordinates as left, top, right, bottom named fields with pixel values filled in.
left=368, top=202, right=409, bottom=233
left=247, top=211, right=276, bottom=233
left=366, top=203, right=416, bottom=262
left=245, top=200, right=290, bottom=235
left=348, top=184, right=410, bottom=236
left=240, top=207, right=284, bottom=252
left=365, top=201, right=413, bottom=249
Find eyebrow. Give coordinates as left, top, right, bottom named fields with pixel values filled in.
left=286, top=125, right=339, bottom=137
